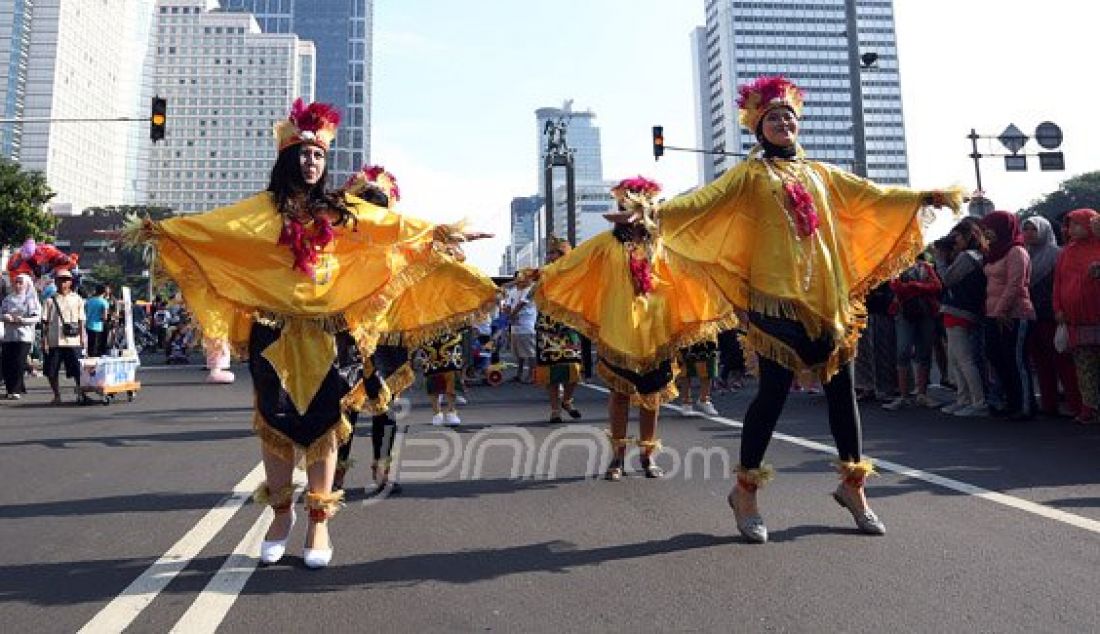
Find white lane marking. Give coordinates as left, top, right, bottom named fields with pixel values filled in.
left=582, top=383, right=1100, bottom=535
left=78, top=462, right=265, bottom=634
left=169, top=472, right=306, bottom=634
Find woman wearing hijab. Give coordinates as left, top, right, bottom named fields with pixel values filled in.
left=656, top=76, right=962, bottom=542
left=979, top=211, right=1037, bottom=420
left=1053, top=209, right=1100, bottom=424
left=1, top=274, right=42, bottom=399
left=1023, top=216, right=1081, bottom=418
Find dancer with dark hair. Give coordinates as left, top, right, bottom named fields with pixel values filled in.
left=122, top=100, right=496, bottom=568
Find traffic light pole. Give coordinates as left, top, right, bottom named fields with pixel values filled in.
left=0, top=116, right=150, bottom=123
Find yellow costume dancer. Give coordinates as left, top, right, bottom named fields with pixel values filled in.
left=534, top=177, right=736, bottom=481
left=658, top=76, right=962, bottom=542
left=124, top=100, right=496, bottom=567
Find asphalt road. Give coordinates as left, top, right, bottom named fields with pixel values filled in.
left=0, top=365, right=1097, bottom=633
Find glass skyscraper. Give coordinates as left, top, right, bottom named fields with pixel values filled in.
left=692, top=0, right=909, bottom=185
left=224, top=0, right=373, bottom=186
left=0, top=0, right=34, bottom=160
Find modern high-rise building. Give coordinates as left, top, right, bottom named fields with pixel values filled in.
left=0, top=0, right=35, bottom=161
left=535, top=100, right=603, bottom=195
left=18, top=0, right=159, bottom=213
left=223, top=0, right=372, bottom=187
left=147, top=0, right=315, bottom=213
left=692, top=0, right=909, bottom=185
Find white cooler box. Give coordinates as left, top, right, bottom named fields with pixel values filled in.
left=80, top=356, right=140, bottom=388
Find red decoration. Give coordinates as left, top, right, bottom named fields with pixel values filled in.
left=278, top=214, right=334, bottom=278
left=288, top=98, right=341, bottom=134
left=628, top=248, right=654, bottom=295
left=782, top=181, right=819, bottom=238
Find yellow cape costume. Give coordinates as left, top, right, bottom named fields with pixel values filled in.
left=659, top=155, right=962, bottom=381
left=533, top=230, right=737, bottom=409
left=147, top=192, right=497, bottom=462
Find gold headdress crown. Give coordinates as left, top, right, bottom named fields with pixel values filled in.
left=273, top=98, right=341, bottom=152
left=737, top=76, right=805, bottom=132
left=343, top=165, right=400, bottom=207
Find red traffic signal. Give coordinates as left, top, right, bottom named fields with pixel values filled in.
left=652, top=125, right=664, bottom=160
left=150, top=97, right=167, bottom=142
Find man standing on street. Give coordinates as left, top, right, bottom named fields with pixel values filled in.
left=504, top=270, right=538, bottom=382
left=42, top=269, right=85, bottom=404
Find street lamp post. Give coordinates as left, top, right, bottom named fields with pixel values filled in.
left=844, top=0, right=868, bottom=177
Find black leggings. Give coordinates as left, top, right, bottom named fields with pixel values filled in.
left=338, top=412, right=398, bottom=466
left=740, top=357, right=862, bottom=468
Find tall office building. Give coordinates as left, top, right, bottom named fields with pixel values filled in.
left=223, top=0, right=372, bottom=187
left=0, top=0, right=34, bottom=161
left=692, top=0, right=909, bottom=185
left=18, top=0, right=158, bottom=213
left=147, top=0, right=315, bottom=213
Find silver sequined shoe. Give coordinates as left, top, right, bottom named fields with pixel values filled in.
left=727, top=489, right=768, bottom=543
left=833, top=460, right=886, bottom=535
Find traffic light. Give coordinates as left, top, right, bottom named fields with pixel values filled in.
left=652, top=125, right=664, bottom=161
left=150, top=96, right=167, bottom=142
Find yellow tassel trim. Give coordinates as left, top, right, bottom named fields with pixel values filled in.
left=384, top=363, right=416, bottom=396
left=533, top=292, right=739, bottom=376
left=741, top=326, right=858, bottom=384
left=304, top=490, right=345, bottom=520
left=252, top=411, right=354, bottom=467
left=835, top=458, right=876, bottom=480
left=735, top=463, right=776, bottom=487
left=154, top=229, right=491, bottom=361
left=252, top=482, right=296, bottom=507
left=604, top=430, right=636, bottom=448
left=595, top=361, right=681, bottom=411
left=342, top=375, right=394, bottom=416
left=636, top=438, right=663, bottom=453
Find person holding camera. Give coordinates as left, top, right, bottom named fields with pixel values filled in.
left=42, top=269, right=85, bottom=404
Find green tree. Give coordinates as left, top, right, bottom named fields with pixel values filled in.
left=1024, top=171, right=1100, bottom=222
left=0, top=158, right=57, bottom=248
left=89, top=263, right=126, bottom=289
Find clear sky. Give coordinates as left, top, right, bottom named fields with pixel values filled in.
left=371, top=0, right=1099, bottom=273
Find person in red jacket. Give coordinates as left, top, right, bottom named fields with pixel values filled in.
left=1054, top=208, right=1100, bottom=424
left=883, top=256, right=943, bottom=410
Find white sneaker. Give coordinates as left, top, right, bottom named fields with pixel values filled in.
left=954, top=403, right=989, bottom=417
left=431, top=412, right=445, bottom=426
left=455, top=395, right=468, bottom=405
left=940, top=401, right=965, bottom=415
left=882, top=397, right=911, bottom=411
left=444, top=410, right=461, bottom=426
left=913, top=393, right=939, bottom=408
left=698, top=400, right=719, bottom=416
left=680, top=403, right=697, bottom=417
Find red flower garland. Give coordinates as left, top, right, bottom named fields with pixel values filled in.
left=782, top=181, right=819, bottom=238
left=278, top=214, right=334, bottom=278
left=628, top=248, right=655, bottom=295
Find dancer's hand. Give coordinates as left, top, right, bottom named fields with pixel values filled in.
left=461, top=231, right=494, bottom=242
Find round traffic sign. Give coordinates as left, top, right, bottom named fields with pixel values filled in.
left=1035, top=122, right=1063, bottom=150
